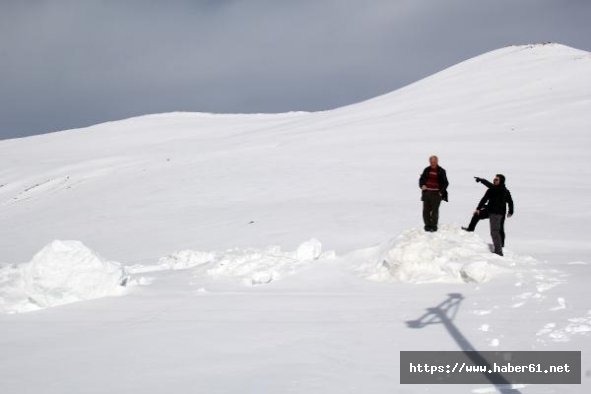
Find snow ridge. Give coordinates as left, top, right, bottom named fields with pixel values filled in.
left=131, top=238, right=331, bottom=286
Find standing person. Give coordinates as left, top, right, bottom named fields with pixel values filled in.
left=472, top=174, right=514, bottom=256
left=418, top=155, right=449, bottom=232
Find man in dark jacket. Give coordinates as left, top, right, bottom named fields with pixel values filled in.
left=418, top=155, right=449, bottom=232
left=469, top=174, right=514, bottom=256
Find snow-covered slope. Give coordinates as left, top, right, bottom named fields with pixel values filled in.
left=1, top=43, right=590, bottom=393
left=1, top=43, right=590, bottom=265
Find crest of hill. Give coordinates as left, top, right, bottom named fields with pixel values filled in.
left=331, top=43, right=591, bottom=121
left=3, top=42, right=589, bottom=146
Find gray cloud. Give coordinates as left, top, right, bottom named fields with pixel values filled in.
left=1, top=0, right=590, bottom=139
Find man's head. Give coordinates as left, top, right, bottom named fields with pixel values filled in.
left=493, top=174, right=506, bottom=186
left=429, top=155, right=438, bottom=168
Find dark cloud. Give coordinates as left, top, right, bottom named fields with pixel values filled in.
left=1, top=0, right=589, bottom=139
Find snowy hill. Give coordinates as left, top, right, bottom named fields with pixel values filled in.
left=1, top=43, right=590, bottom=264
left=1, top=43, right=591, bottom=393
left=1, top=43, right=590, bottom=265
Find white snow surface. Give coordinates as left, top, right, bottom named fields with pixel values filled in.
left=1, top=43, right=591, bottom=393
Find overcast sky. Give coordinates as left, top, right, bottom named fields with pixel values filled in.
left=1, top=0, right=590, bottom=139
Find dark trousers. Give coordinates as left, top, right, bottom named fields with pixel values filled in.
left=489, top=214, right=504, bottom=254
left=467, top=208, right=505, bottom=247
left=422, top=191, right=442, bottom=229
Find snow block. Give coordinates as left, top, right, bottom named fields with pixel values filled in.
left=296, top=238, right=323, bottom=261
left=19, top=240, right=128, bottom=309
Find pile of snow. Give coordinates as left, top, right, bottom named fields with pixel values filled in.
left=0, top=240, right=128, bottom=313
left=353, top=226, right=525, bottom=283
left=295, top=239, right=323, bottom=261
left=147, top=238, right=331, bottom=286
left=202, top=239, right=325, bottom=286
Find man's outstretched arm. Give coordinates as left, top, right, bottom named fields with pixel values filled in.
left=475, top=177, right=493, bottom=188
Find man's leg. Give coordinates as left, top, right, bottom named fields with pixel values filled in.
left=500, top=215, right=506, bottom=247
left=465, top=214, right=480, bottom=231
left=431, top=193, right=442, bottom=230
left=423, top=197, right=432, bottom=230
left=489, top=214, right=503, bottom=255
left=464, top=207, right=490, bottom=231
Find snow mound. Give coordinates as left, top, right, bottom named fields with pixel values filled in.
left=153, top=238, right=331, bottom=286
left=295, top=238, right=323, bottom=261
left=0, top=240, right=128, bottom=313
left=354, top=226, right=523, bottom=284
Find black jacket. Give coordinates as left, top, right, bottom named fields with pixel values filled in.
left=419, top=166, right=449, bottom=202
left=477, top=179, right=514, bottom=215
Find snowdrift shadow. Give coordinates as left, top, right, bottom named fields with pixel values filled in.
left=406, top=293, right=521, bottom=393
